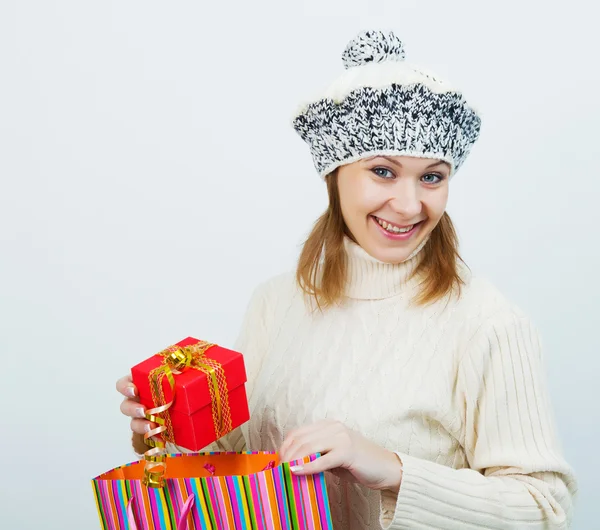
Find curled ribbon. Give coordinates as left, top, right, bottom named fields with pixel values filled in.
left=142, top=340, right=233, bottom=488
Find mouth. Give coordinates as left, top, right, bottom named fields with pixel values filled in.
left=371, top=215, right=424, bottom=239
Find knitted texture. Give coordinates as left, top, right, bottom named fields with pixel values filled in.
left=292, top=30, right=482, bottom=178
left=341, top=29, right=406, bottom=68
left=171, top=238, right=577, bottom=529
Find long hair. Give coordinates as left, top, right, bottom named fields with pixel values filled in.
left=296, top=169, right=466, bottom=311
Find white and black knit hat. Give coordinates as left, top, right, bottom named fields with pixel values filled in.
left=292, top=30, right=482, bottom=179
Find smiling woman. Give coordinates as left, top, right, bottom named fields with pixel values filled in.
left=343, top=155, right=452, bottom=281
left=117, top=29, right=577, bottom=529
left=297, top=155, right=464, bottom=308
left=342, top=156, right=449, bottom=258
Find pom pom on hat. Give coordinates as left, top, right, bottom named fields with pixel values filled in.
left=341, top=30, right=406, bottom=69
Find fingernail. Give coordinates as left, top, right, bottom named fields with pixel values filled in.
left=126, top=386, right=136, bottom=398
left=136, top=407, right=145, bottom=418
left=145, top=423, right=153, bottom=433
left=290, top=465, right=303, bottom=473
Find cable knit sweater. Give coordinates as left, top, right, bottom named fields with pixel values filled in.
left=171, top=237, right=576, bottom=529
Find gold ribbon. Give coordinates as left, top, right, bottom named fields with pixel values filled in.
left=142, top=340, right=233, bottom=488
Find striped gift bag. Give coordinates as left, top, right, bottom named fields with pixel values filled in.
left=91, top=451, right=333, bottom=530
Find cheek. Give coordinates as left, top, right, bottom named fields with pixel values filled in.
left=339, top=180, right=381, bottom=219
left=425, top=188, right=449, bottom=220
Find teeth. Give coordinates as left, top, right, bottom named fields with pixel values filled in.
left=376, top=218, right=414, bottom=234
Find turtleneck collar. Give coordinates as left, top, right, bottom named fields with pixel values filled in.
left=343, top=236, right=427, bottom=300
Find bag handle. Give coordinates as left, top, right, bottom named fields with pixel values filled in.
left=126, top=494, right=195, bottom=530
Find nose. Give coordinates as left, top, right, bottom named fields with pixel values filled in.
left=388, top=180, right=422, bottom=219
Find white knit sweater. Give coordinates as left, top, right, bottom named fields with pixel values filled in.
left=174, top=237, right=577, bottom=529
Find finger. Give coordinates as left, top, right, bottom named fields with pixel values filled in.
left=279, top=436, right=297, bottom=460
left=280, top=420, right=337, bottom=458
left=281, top=431, right=335, bottom=463
left=290, top=452, right=342, bottom=475
left=120, top=398, right=146, bottom=419
left=280, top=434, right=309, bottom=462
left=130, top=418, right=154, bottom=435
left=116, top=374, right=138, bottom=399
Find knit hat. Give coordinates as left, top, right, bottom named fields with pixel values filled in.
left=291, top=30, right=482, bottom=179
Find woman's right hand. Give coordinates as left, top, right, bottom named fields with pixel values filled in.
left=116, top=374, right=153, bottom=451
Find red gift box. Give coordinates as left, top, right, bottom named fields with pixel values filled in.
left=131, top=337, right=249, bottom=452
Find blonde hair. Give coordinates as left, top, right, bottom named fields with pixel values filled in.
left=296, top=168, right=466, bottom=310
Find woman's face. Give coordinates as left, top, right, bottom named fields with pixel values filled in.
left=337, top=155, right=451, bottom=264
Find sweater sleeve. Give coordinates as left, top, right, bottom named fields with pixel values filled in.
left=380, top=311, right=577, bottom=530
left=167, top=280, right=272, bottom=454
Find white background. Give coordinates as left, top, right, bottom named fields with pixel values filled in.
left=1, top=1, right=598, bottom=528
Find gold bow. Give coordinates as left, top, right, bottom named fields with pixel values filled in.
left=143, top=340, right=233, bottom=488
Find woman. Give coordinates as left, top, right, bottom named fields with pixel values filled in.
left=117, top=30, right=576, bottom=529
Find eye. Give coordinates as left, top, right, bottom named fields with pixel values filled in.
left=421, top=172, right=445, bottom=184
left=372, top=167, right=395, bottom=179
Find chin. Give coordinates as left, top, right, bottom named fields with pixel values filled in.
left=375, top=248, right=416, bottom=264
left=361, top=232, right=427, bottom=266
left=362, top=242, right=418, bottom=265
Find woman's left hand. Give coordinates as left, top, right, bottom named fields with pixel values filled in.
left=279, top=419, right=403, bottom=493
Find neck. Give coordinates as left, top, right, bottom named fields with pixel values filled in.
left=343, top=237, right=427, bottom=300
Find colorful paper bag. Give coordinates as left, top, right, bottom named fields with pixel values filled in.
left=92, top=451, right=334, bottom=530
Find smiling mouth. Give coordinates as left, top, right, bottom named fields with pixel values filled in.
left=372, top=216, right=423, bottom=234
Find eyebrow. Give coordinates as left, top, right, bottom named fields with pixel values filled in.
left=367, top=155, right=448, bottom=169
